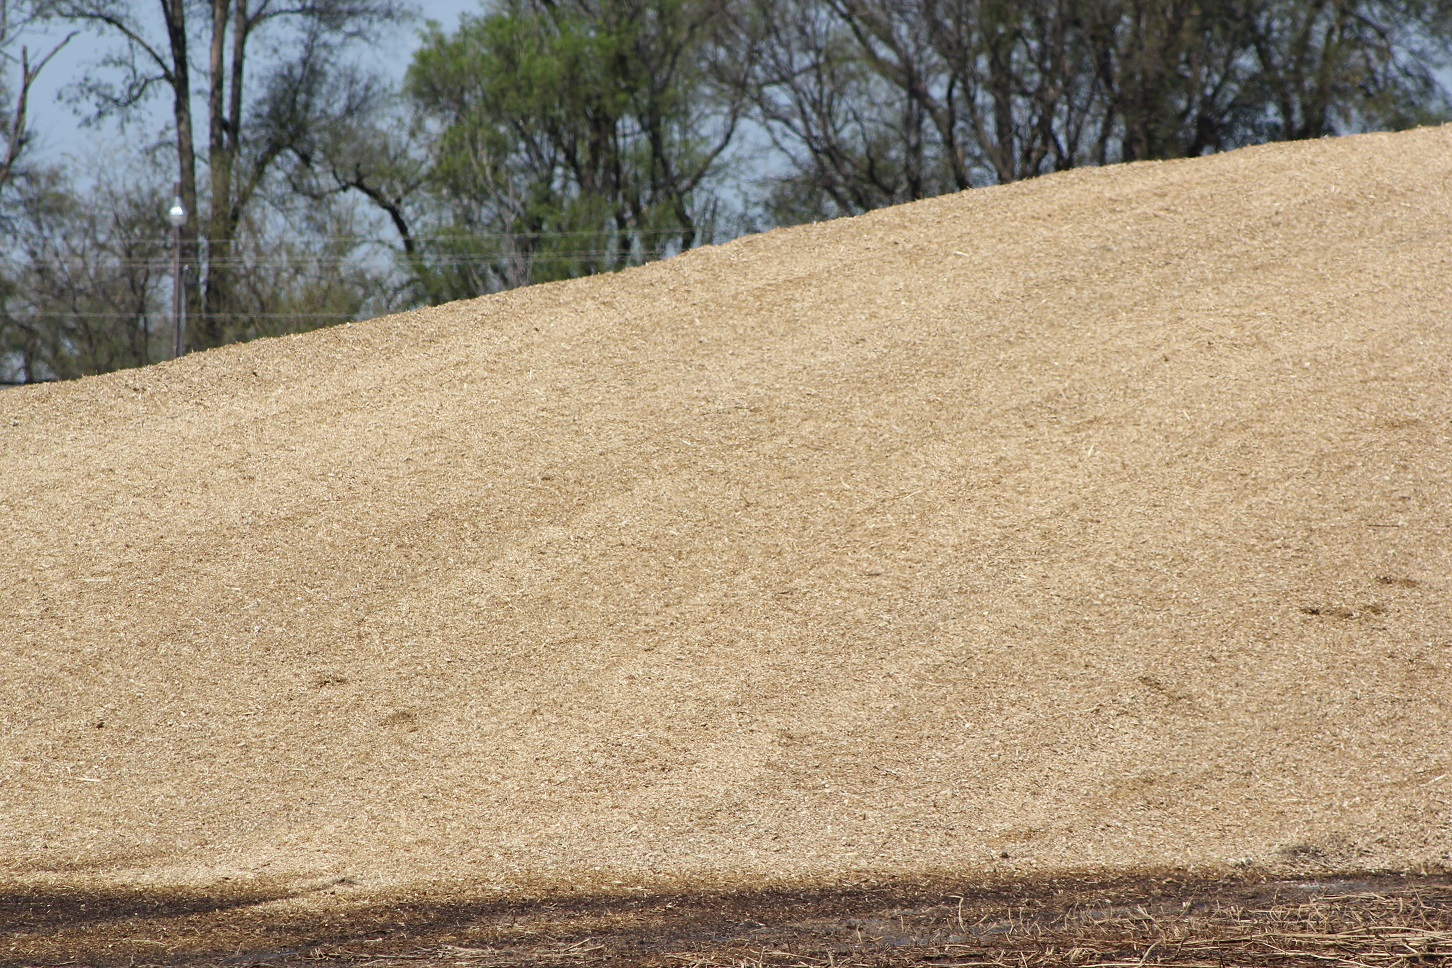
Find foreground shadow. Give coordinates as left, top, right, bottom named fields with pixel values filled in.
left=4, top=868, right=1450, bottom=966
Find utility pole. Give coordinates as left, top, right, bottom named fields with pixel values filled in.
left=168, top=187, right=188, bottom=358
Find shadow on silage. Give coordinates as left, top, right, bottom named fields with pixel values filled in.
left=3, top=868, right=1450, bottom=966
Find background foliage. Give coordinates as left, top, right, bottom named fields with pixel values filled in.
left=3, top=0, right=1450, bottom=382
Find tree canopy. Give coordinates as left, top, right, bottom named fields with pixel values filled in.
left=2, top=0, right=1450, bottom=382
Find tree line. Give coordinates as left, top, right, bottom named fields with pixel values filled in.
left=3, top=0, right=1449, bottom=383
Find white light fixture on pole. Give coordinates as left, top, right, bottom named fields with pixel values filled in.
left=168, top=189, right=187, bottom=358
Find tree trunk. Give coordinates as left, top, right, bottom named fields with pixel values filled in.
left=200, top=0, right=236, bottom=349
left=161, top=0, right=201, bottom=348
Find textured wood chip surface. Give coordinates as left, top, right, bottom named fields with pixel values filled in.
left=2, top=126, right=1450, bottom=906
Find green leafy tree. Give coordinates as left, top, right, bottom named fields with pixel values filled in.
left=396, top=0, right=746, bottom=299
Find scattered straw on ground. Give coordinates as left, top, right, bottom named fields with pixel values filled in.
left=6, top=871, right=1451, bottom=966
left=2, top=126, right=1450, bottom=906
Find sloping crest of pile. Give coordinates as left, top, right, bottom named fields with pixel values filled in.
left=2, top=126, right=1450, bottom=901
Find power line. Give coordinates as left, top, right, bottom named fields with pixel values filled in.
left=8, top=311, right=377, bottom=320
left=0, top=227, right=716, bottom=262
left=0, top=249, right=695, bottom=270
left=0, top=227, right=709, bottom=257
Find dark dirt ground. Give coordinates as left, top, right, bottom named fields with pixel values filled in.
left=5, top=868, right=1450, bottom=967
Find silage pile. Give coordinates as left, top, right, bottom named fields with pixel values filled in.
left=2, top=126, right=1450, bottom=900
